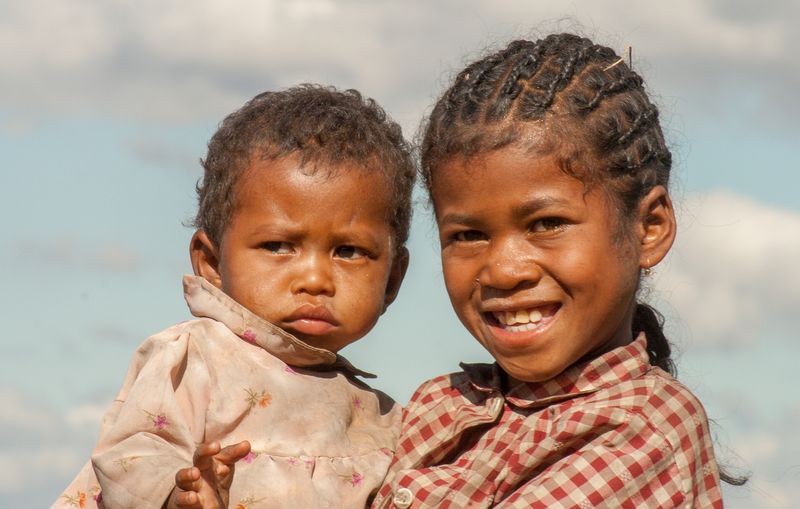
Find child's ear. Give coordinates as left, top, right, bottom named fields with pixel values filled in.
left=636, top=185, right=676, bottom=270
left=189, top=230, right=224, bottom=289
left=382, top=246, right=409, bottom=312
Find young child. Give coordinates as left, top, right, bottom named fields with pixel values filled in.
left=53, top=84, right=415, bottom=509
left=372, top=34, right=725, bottom=508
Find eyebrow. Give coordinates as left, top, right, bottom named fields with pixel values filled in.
left=439, top=196, right=570, bottom=225
left=510, top=196, right=571, bottom=218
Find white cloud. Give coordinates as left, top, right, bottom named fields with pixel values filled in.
left=15, top=238, right=141, bottom=273
left=0, top=388, right=58, bottom=436
left=0, top=0, right=797, bottom=130
left=127, top=137, right=198, bottom=173
left=65, top=403, right=107, bottom=429
left=0, top=387, right=101, bottom=500
left=0, top=447, right=81, bottom=494
left=652, top=191, right=800, bottom=347
left=721, top=414, right=800, bottom=509
left=96, top=243, right=141, bottom=273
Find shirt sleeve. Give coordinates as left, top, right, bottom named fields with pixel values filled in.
left=50, top=461, right=103, bottom=509
left=89, top=325, right=211, bottom=509
left=495, top=409, right=687, bottom=509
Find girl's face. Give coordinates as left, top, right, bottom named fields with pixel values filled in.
left=432, top=144, right=644, bottom=383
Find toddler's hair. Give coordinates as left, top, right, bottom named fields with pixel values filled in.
left=421, top=33, right=673, bottom=373
left=193, top=84, right=415, bottom=251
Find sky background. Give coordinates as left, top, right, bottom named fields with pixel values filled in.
left=1, top=1, right=798, bottom=507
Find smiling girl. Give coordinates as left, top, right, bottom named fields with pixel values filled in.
left=373, top=34, right=727, bottom=508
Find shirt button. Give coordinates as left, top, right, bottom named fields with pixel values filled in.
left=393, top=487, right=413, bottom=508
left=490, top=397, right=504, bottom=416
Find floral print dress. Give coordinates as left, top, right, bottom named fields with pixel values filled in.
left=53, top=275, right=400, bottom=509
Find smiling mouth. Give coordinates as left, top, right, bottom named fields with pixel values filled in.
left=485, top=304, right=559, bottom=332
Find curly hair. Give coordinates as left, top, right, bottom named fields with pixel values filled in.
left=193, top=84, right=415, bottom=251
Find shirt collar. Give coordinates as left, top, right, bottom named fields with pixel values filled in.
left=182, top=275, right=375, bottom=378
left=460, top=334, right=651, bottom=409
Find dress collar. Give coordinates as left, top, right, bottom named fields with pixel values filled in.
left=182, top=275, right=375, bottom=378
left=460, top=334, right=652, bottom=409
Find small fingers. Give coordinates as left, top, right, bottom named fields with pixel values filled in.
left=215, top=440, right=252, bottom=465
left=193, top=442, right=222, bottom=472
left=174, top=467, right=201, bottom=491
left=173, top=489, right=202, bottom=509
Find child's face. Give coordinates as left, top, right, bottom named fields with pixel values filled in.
left=192, top=155, right=406, bottom=352
left=431, top=145, right=642, bottom=383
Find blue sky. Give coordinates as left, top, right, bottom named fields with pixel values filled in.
left=2, top=1, right=799, bottom=507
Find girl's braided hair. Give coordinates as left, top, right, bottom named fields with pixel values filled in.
left=421, top=33, right=745, bottom=485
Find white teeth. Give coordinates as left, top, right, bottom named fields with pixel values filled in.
left=493, top=308, right=547, bottom=328
left=506, top=322, right=540, bottom=332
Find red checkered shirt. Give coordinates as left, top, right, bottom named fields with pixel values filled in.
left=371, top=335, right=723, bottom=508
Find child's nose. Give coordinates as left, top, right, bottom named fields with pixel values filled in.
left=289, top=252, right=335, bottom=296
left=479, top=236, right=542, bottom=290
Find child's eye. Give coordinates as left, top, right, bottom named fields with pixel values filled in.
left=334, top=245, right=369, bottom=260
left=453, top=230, right=487, bottom=242
left=261, top=241, right=293, bottom=254
left=531, top=218, right=567, bottom=233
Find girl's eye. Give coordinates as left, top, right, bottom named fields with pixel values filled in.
left=531, top=217, right=567, bottom=233
left=262, top=241, right=293, bottom=254
left=334, top=245, right=368, bottom=260
left=453, top=230, right=487, bottom=242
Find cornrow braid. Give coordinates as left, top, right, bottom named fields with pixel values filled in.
left=617, top=104, right=659, bottom=145
left=535, top=41, right=595, bottom=111
left=421, top=33, right=671, bottom=214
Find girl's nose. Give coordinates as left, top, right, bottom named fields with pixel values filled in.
left=289, top=252, right=335, bottom=296
left=478, top=236, right=542, bottom=290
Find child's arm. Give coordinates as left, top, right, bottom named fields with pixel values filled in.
left=89, top=327, right=214, bottom=507
left=164, top=441, right=251, bottom=509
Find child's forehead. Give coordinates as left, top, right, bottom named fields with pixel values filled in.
left=234, top=154, right=395, bottom=213
left=241, top=153, right=389, bottom=186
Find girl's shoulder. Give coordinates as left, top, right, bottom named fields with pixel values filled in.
left=586, top=366, right=711, bottom=426
left=566, top=366, right=714, bottom=456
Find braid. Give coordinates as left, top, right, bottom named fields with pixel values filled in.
left=538, top=42, right=594, bottom=110
left=617, top=104, right=659, bottom=145
left=632, top=303, right=675, bottom=376
left=488, top=47, right=546, bottom=121
left=580, top=74, right=644, bottom=111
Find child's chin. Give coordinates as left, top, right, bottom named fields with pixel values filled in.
left=496, top=355, right=563, bottom=384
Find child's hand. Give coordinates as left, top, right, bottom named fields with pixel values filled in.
left=165, top=440, right=251, bottom=509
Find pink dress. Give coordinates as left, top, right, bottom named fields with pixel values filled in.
left=53, top=275, right=400, bottom=509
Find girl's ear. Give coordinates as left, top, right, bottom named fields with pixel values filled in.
left=636, top=185, right=677, bottom=271
left=189, top=230, right=224, bottom=289
left=382, top=247, right=410, bottom=313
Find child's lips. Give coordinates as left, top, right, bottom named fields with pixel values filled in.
left=483, top=303, right=560, bottom=332
left=284, top=305, right=339, bottom=336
